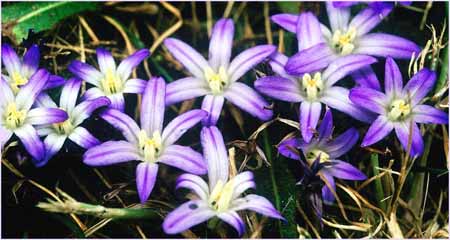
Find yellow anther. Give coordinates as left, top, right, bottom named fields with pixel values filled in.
left=53, top=119, right=74, bottom=135
left=301, top=72, right=323, bottom=100
left=204, top=66, right=228, bottom=94
left=209, top=179, right=235, bottom=212
left=305, top=149, right=330, bottom=165
left=10, top=71, right=28, bottom=94
left=138, top=130, right=162, bottom=163
left=332, top=27, right=357, bottom=55
left=101, top=69, right=122, bottom=95
left=388, top=99, right=411, bottom=121
left=4, top=103, right=27, bottom=129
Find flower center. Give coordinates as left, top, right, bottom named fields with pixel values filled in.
left=11, top=71, right=28, bottom=94
left=100, top=69, right=122, bottom=95
left=138, top=130, right=162, bottom=163
left=332, top=27, right=357, bottom=55
left=305, top=149, right=330, bottom=165
left=204, top=66, right=228, bottom=95
left=53, top=119, right=74, bottom=135
left=209, top=179, right=234, bottom=212
left=388, top=99, right=411, bottom=121
left=4, top=103, right=27, bottom=129
left=301, top=72, right=323, bottom=100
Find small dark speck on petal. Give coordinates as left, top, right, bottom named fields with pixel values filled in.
left=189, top=203, right=198, bottom=209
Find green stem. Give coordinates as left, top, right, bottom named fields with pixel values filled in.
left=371, top=153, right=386, bottom=211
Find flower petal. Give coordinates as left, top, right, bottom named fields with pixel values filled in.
left=324, top=127, right=359, bottom=158
left=231, top=171, right=255, bottom=200
left=60, top=78, right=82, bottom=112
left=99, top=108, right=140, bottom=144
left=108, top=93, right=125, bottom=112
left=224, top=82, right=273, bottom=121
left=271, top=13, right=298, bottom=33
left=278, top=137, right=303, bottom=160
left=35, top=93, right=57, bottom=108
left=254, top=76, right=303, bottom=103
left=44, top=75, right=66, bottom=90
left=123, top=78, right=147, bottom=94
left=325, top=160, right=367, bottom=180
left=227, top=45, right=276, bottom=83
left=43, top=133, right=66, bottom=165
left=349, top=4, right=393, bottom=36
left=355, top=33, right=421, bottom=59
left=69, top=127, right=100, bottom=149
left=136, top=162, right=159, bottom=203
left=201, top=94, right=225, bottom=126
left=83, top=140, right=140, bottom=166
left=14, top=124, right=45, bottom=166
left=159, top=145, right=206, bottom=175
left=209, top=18, right=234, bottom=70
left=320, top=172, right=336, bottom=204
left=351, top=66, right=381, bottom=91
left=1, top=44, right=21, bottom=75
left=16, top=69, right=49, bottom=111
left=326, top=2, right=350, bottom=33
left=232, top=194, right=284, bottom=220
left=116, top=49, right=150, bottom=81
left=175, top=173, right=209, bottom=201
left=300, top=101, right=322, bottom=143
left=384, top=57, right=403, bottom=98
left=296, top=12, right=325, bottom=51
left=68, top=60, right=103, bottom=87
left=217, top=211, right=245, bottom=236
left=22, top=44, right=40, bottom=77
left=0, top=76, right=14, bottom=107
left=361, top=115, right=393, bottom=147
left=323, top=54, right=377, bottom=87
left=413, top=105, right=448, bottom=124
left=96, top=48, right=116, bottom=73
left=141, top=77, right=166, bottom=135
left=164, top=38, right=210, bottom=79
left=71, top=96, right=111, bottom=126
left=349, top=86, right=387, bottom=114
left=162, top=109, right=207, bottom=146
left=163, top=200, right=215, bottom=235
left=318, top=108, right=333, bottom=140
left=165, top=77, right=209, bottom=105
left=82, top=87, right=104, bottom=101
left=0, top=127, right=13, bottom=151
left=394, top=121, right=424, bottom=157
left=201, top=126, right=229, bottom=190
left=268, top=52, right=292, bottom=79
left=403, top=68, right=436, bottom=105
left=285, top=43, right=336, bottom=75
left=26, top=107, right=68, bottom=125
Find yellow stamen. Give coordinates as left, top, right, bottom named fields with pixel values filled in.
left=4, top=103, right=27, bottom=129
left=301, top=72, right=323, bottom=100
left=204, top=66, right=228, bottom=95
left=332, top=27, right=357, bottom=55
left=388, top=99, right=411, bottom=121
left=209, top=179, right=235, bottom=212
left=10, top=71, right=28, bottom=94
left=100, top=69, right=122, bottom=95
left=138, top=130, right=162, bottom=163
left=53, top=119, right=74, bottom=135
left=305, top=149, right=330, bottom=165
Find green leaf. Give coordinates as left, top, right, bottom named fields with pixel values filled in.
left=276, top=2, right=302, bottom=14
left=2, top=2, right=98, bottom=43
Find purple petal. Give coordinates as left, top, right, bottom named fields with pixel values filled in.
left=82, top=87, right=104, bottom=101
left=35, top=93, right=57, bottom=108
left=413, top=105, right=448, bottom=124
left=163, top=200, right=215, bottom=235
left=323, top=54, right=377, bottom=86
left=394, top=121, right=424, bottom=157
left=0, top=76, right=14, bottom=106
left=209, top=18, right=234, bottom=70
left=351, top=66, right=381, bottom=90
left=232, top=194, right=284, bottom=220
left=361, top=115, right=394, bottom=147
left=268, top=52, right=291, bottom=79
left=300, top=101, right=322, bottom=143
left=278, top=137, right=303, bottom=160
left=165, top=77, right=209, bottom=105
left=14, top=124, right=45, bottom=166
left=83, top=140, right=140, bottom=166
left=231, top=171, right=256, bottom=199
left=16, top=69, right=49, bottom=111
left=322, top=86, right=374, bottom=122
left=69, top=127, right=100, bottom=149
left=217, top=211, right=245, bottom=236
left=96, top=48, right=116, bottom=73
left=355, top=33, right=421, bottom=59
left=71, top=96, right=111, bottom=126
left=159, top=145, right=206, bottom=175
left=326, top=2, right=350, bottom=32
left=403, top=68, right=436, bottom=105
left=1, top=44, right=21, bottom=75
left=201, top=94, right=225, bottom=126
left=349, top=4, right=393, bottom=36
left=164, top=38, right=210, bottom=79
left=43, top=133, right=66, bottom=165
left=136, top=162, right=159, bottom=203
left=22, top=44, right=40, bottom=77
left=141, top=77, right=166, bottom=135
left=296, top=12, right=325, bottom=51
left=116, top=49, right=150, bottom=81
left=123, top=78, right=147, bottom=94
left=333, top=1, right=358, bottom=8
left=227, top=45, right=276, bottom=83
left=108, top=93, right=125, bottom=111
left=201, top=126, right=229, bottom=189
left=175, top=173, right=209, bottom=200
left=44, top=75, right=66, bottom=90
left=60, top=78, right=82, bottom=112
left=26, top=107, right=68, bottom=125
left=325, top=160, right=367, bottom=180
left=68, top=60, right=103, bottom=87
left=324, top=127, right=359, bottom=158
left=0, top=127, right=13, bottom=150
left=349, top=86, right=387, bottom=114
left=99, top=108, right=140, bottom=144
left=271, top=13, right=298, bottom=33
left=224, top=82, right=273, bottom=121
left=285, top=43, right=336, bottom=75
left=254, top=76, right=303, bottom=103
left=321, top=172, right=336, bottom=204
left=384, top=57, right=403, bottom=98
left=318, top=108, right=333, bottom=140
left=162, top=109, right=207, bottom=146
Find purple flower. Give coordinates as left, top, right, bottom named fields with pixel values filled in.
left=278, top=109, right=366, bottom=204
left=1, top=44, right=65, bottom=93
left=350, top=57, right=448, bottom=157
left=68, top=48, right=150, bottom=111
left=83, top=77, right=207, bottom=203
left=164, top=18, right=275, bottom=125
left=271, top=3, right=420, bottom=88
left=163, top=126, right=283, bottom=236
left=0, top=70, right=68, bottom=166
left=35, top=78, right=111, bottom=166
left=255, top=53, right=376, bottom=142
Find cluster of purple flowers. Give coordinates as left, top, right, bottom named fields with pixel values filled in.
left=1, top=2, right=447, bottom=236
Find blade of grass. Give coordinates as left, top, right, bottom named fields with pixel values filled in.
left=371, top=153, right=386, bottom=211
